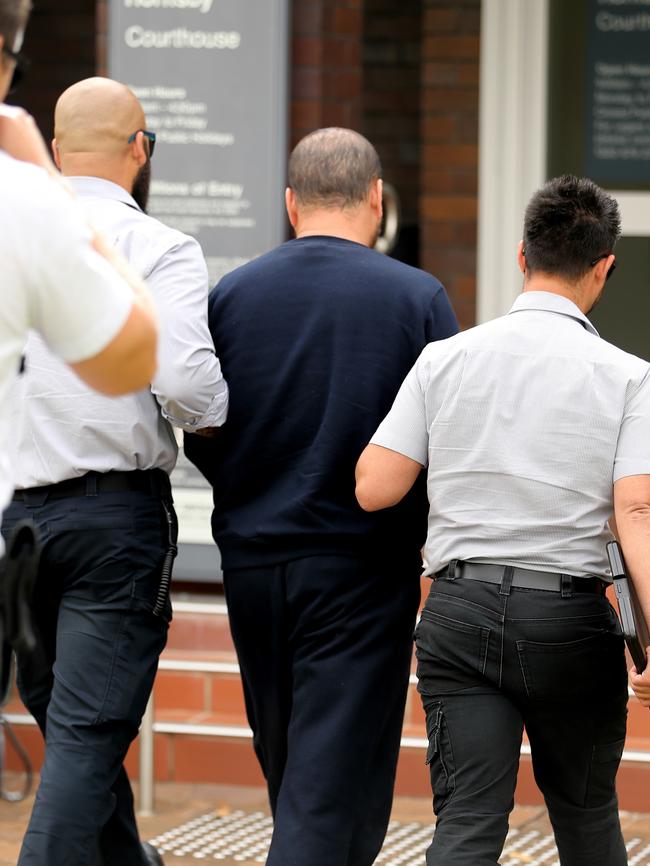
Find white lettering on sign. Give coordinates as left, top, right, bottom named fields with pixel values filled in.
left=125, top=27, right=241, bottom=49
left=124, top=0, right=215, bottom=12
left=596, top=11, right=650, bottom=30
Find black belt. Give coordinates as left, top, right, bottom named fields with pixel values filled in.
left=436, top=560, right=606, bottom=594
left=12, top=469, right=171, bottom=503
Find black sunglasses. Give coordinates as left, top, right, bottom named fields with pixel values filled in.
left=2, top=44, right=29, bottom=94
left=590, top=253, right=617, bottom=282
left=127, top=129, right=156, bottom=158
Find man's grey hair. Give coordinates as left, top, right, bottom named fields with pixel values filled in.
left=288, top=128, right=382, bottom=209
left=0, top=0, right=30, bottom=48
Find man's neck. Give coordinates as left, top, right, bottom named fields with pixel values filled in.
left=294, top=210, right=371, bottom=247
left=523, top=274, right=588, bottom=313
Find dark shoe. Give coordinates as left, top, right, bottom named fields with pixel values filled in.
left=142, top=842, right=164, bottom=866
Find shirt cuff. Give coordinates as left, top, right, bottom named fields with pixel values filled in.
left=163, top=385, right=229, bottom=431
left=369, top=430, right=428, bottom=466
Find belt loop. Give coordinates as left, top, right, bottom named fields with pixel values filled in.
left=561, top=574, right=573, bottom=598
left=85, top=473, right=98, bottom=497
left=447, top=559, right=460, bottom=580
left=499, top=565, right=514, bottom=596
left=21, top=489, right=48, bottom=508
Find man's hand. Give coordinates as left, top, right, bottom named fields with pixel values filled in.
left=629, top=652, right=650, bottom=708
left=0, top=104, right=58, bottom=177
left=193, top=427, right=222, bottom=438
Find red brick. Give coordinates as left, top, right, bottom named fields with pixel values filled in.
left=5, top=726, right=44, bottom=773
left=458, top=62, right=480, bottom=87
left=293, top=0, right=323, bottom=36
left=422, top=61, right=459, bottom=87
left=422, top=88, right=479, bottom=112
left=292, top=99, right=323, bottom=132
left=154, top=671, right=207, bottom=713
left=293, top=35, right=324, bottom=66
left=423, top=8, right=460, bottom=34
left=293, top=67, right=323, bottom=100
left=421, top=115, right=456, bottom=143
left=330, top=6, right=363, bottom=36
left=173, top=736, right=265, bottom=786
left=422, top=34, right=480, bottom=61
left=211, top=675, right=247, bottom=717
left=125, top=732, right=172, bottom=782
left=423, top=143, right=478, bottom=168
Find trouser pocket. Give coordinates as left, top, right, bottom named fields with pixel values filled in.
left=423, top=699, right=456, bottom=814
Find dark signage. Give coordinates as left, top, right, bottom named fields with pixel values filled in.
left=586, top=0, right=650, bottom=183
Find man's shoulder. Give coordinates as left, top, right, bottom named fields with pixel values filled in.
left=215, top=238, right=444, bottom=298
left=593, top=334, right=650, bottom=379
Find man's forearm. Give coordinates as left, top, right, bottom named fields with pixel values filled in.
left=615, top=507, right=650, bottom=627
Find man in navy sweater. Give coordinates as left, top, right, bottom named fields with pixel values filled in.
left=186, top=128, right=458, bottom=866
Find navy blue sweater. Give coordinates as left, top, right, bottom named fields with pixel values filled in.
left=185, top=236, right=458, bottom=570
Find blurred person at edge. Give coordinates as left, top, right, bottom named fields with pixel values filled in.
left=356, top=175, right=650, bottom=866
left=0, top=0, right=158, bottom=692
left=1, top=73, right=229, bottom=866
left=186, top=127, right=458, bottom=866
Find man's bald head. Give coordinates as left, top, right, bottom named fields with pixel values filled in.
left=54, top=77, right=145, bottom=158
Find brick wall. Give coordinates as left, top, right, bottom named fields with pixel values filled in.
left=291, top=0, right=364, bottom=147
left=362, top=0, right=421, bottom=265
left=11, top=0, right=96, bottom=140
left=420, top=0, right=480, bottom=329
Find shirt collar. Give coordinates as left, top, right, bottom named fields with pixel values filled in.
left=66, top=176, right=142, bottom=212
left=508, top=291, right=599, bottom=337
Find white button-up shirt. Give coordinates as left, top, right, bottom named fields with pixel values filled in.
left=0, top=156, right=134, bottom=522
left=12, top=177, right=228, bottom=488
left=371, top=291, right=650, bottom=578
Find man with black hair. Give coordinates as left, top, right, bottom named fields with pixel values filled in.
left=187, top=127, right=457, bottom=866
left=357, top=175, right=650, bottom=865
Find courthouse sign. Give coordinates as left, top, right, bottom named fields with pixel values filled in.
left=108, top=0, right=289, bottom=283
left=586, top=0, right=650, bottom=184
left=108, top=0, right=289, bottom=579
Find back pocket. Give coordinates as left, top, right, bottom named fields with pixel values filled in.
left=517, top=630, right=624, bottom=702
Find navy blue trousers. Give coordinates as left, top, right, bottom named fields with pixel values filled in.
left=2, top=488, right=171, bottom=866
left=223, top=553, right=421, bottom=866
left=415, top=572, right=629, bottom=866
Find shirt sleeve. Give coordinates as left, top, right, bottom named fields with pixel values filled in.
left=370, top=354, right=429, bottom=466
left=29, top=178, right=133, bottom=363
left=614, top=369, right=650, bottom=481
left=148, top=236, right=228, bottom=429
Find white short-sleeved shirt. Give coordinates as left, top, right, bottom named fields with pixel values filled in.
left=371, top=291, right=650, bottom=579
left=0, top=153, right=133, bottom=533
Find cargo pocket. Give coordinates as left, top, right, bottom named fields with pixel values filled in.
left=585, top=738, right=626, bottom=808
left=424, top=700, right=456, bottom=815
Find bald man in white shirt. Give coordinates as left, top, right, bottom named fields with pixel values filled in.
left=3, top=77, right=227, bottom=866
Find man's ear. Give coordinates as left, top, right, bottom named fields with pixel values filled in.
left=517, top=240, right=526, bottom=274
left=51, top=139, right=62, bottom=170
left=370, top=178, right=383, bottom=221
left=595, top=253, right=615, bottom=285
left=130, top=130, right=148, bottom=167
left=285, top=187, right=299, bottom=229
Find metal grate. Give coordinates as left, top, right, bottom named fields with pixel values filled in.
left=149, top=813, right=650, bottom=865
